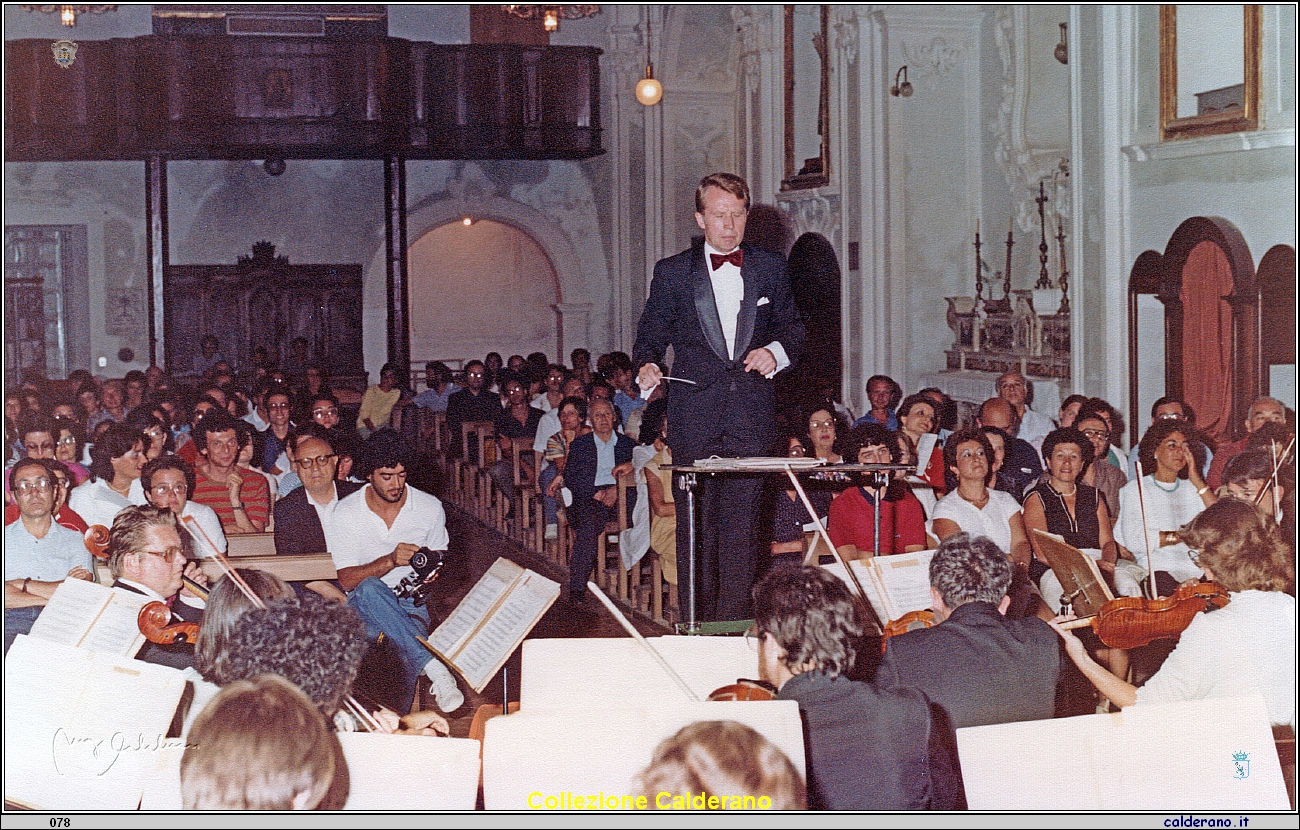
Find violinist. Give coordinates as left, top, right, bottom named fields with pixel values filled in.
left=876, top=533, right=1058, bottom=729
left=751, top=565, right=963, bottom=810
left=108, top=505, right=208, bottom=670
left=1050, top=500, right=1295, bottom=730
left=4, top=458, right=96, bottom=653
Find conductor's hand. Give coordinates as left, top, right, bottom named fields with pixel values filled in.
left=742, top=347, right=776, bottom=376
left=637, top=362, right=663, bottom=393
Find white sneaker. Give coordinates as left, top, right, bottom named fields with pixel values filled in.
left=545, top=523, right=558, bottom=540
left=426, top=663, right=464, bottom=713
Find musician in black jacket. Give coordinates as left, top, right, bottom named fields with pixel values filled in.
left=108, top=505, right=207, bottom=670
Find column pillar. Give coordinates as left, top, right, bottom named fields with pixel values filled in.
left=384, top=153, right=411, bottom=374
left=144, top=154, right=168, bottom=368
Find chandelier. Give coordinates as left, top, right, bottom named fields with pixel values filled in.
left=21, top=4, right=116, bottom=27
left=501, top=5, right=600, bottom=33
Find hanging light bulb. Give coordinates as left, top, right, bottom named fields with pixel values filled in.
left=543, top=8, right=559, bottom=32
left=61, top=5, right=76, bottom=26
left=636, top=14, right=662, bottom=106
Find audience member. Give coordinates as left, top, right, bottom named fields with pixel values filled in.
left=356, top=363, right=403, bottom=438
left=68, top=422, right=148, bottom=528
left=142, top=454, right=227, bottom=554
left=997, top=371, right=1052, bottom=446
left=446, top=360, right=502, bottom=460
left=1206, top=396, right=1288, bottom=490
left=190, top=410, right=271, bottom=534
left=4, top=458, right=96, bottom=652
left=973, top=398, right=1041, bottom=500
left=563, top=398, right=635, bottom=603
left=853, top=375, right=902, bottom=430
left=827, top=423, right=926, bottom=559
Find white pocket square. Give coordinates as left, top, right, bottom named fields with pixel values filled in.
left=756, top=296, right=770, bottom=306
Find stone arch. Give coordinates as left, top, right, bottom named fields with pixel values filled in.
left=406, top=194, right=592, bottom=362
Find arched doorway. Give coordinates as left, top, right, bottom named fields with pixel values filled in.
left=780, top=232, right=842, bottom=407
left=407, top=220, right=560, bottom=365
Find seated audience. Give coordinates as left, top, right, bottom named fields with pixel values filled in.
left=1058, top=393, right=1089, bottom=429
left=51, top=416, right=91, bottom=487
left=68, top=422, right=148, bottom=529
left=1052, top=499, right=1294, bottom=730
left=770, top=433, right=825, bottom=568
left=126, top=410, right=172, bottom=461
left=996, top=371, right=1053, bottom=447
left=751, top=565, right=963, bottom=810
left=1076, top=412, right=1126, bottom=523
left=356, top=363, right=403, bottom=439
left=531, top=364, right=568, bottom=414
left=5, top=459, right=89, bottom=534
left=4, top=458, right=96, bottom=652
left=641, top=406, right=677, bottom=586
left=896, top=393, right=945, bottom=495
left=142, top=455, right=227, bottom=554
left=411, top=361, right=460, bottom=413
left=108, top=505, right=208, bottom=669
left=260, top=387, right=295, bottom=475
left=853, top=375, right=902, bottom=430
left=540, top=393, right=590, bottom=538
left=827, top=423, right=927, bottom=559
left=972, top=398, right=1041, bottom=500
left=636, top=721, right=806, bottom=811
left=446, top=360, right=502, bottom=460
left=488, top=373, right=543, bottom=511
left=932, top=428, right=1032, bottom=571
left=5, top=415, right=60, bottom=503
left=876, top=532, right=1059, bottom=728
left=1024, top=428, right=1125, bottom=608
left=1205, top=396, right=1287, bottom=490
left=1113, top=419, right=1214, bottom=598
left=190, top=410, right=271, bottom=534
left=563, top=398, right=635, bottom=603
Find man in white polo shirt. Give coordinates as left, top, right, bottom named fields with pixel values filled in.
left=328, top=431, right=463, bottom=714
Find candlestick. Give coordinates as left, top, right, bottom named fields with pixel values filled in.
left=974, top=223, right=984, bottom=300
left=1035, top=180, right=1052, bottom=289
left=1055, top=217, right=1070, bottom=314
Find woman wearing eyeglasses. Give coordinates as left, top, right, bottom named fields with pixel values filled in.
left=142, top=455, right=227, bottom=554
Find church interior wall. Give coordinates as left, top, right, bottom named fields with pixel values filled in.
left=3, top=4, right=1294, bottom=419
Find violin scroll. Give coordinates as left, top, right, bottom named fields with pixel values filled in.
left=137, top=601, right=200, bottom=646
left=707, top=679, right=777, bottom=702
left=84, top=525, right=111, bottom=560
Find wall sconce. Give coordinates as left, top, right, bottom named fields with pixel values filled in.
left=1054, top=23, right=1068, bottom=65
left=890, top=66, right=912, bottom=98
left=635, top=15, right=662, bottom=106
left=20, top=4, right=118, bottom=28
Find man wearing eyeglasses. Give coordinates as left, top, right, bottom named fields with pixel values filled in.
left=446, top=359, right=503, bottom=462
left=996, top=371, right=1053, bottom=448
left=274, top=429, right=361, bottom=557
left=4, top=458, right=96, bottom=653
left=259, top=389, right=296, bottom=475
left=108, top=505, right=208, bottom=669
left=141, top=455, right=227, bottom=554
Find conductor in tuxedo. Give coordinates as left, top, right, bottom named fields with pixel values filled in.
left=633, top=172, right=805, bottom=621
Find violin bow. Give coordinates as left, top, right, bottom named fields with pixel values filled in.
left=1253, top=436, right=1295, bottom=524
left=784, top=465, right=886, bottom=634
left=1133, top=461, right=1158, bottom=600
left=179, top=515, right=389, bottom=733
left=587, top=581, right=700, bottom=702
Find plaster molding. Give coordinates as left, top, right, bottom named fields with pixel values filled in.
left=1122, top=127, right=1297, bottom=161
left=832, top=6, right=859, bottom=64
left=901, top=36, right=963, bottom=86
left=776, top=191, right=842, bottom=250
left=993, top=6, right=1071, bottom=235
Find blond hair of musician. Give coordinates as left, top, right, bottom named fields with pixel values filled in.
left=635, top=720, right=806, bottom=810
left=1049, top=499, right=1295, bottom=729
left=181, top=674, right=337, bottom=810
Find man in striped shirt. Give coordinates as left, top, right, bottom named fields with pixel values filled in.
left=190, top=410, right=269, bottom=534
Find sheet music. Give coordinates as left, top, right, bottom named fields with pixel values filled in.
left=27, top=578, right=149, bottom=657
left=820, top=560, right=889, bottom=624
left=427, top=558, right=521, bottom=657
left=692, top=456, right=826, bottom=470
left=872, top=550, right=935, bottom=620
left=454, top=572, right=560, bottom=691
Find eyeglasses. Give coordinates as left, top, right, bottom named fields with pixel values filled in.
left=296, top=454, right=337, bottom=470
left=809, top=420, right=835, bottom=429
left=467, top=371, right=485, bottom=378
left=1080, top=429, right=1109, bottom=440
left=140, top=547, right=185, bottom=563
left=57, top=436, right=78, bottom=446
left=14, top=479, right=52, bottom=495
left=151, top=483, right=188, bottom=496
left=312, top=407, right=339, bottom=418
left=24, top=441, right=55, bottom=453
left=268, top=402, right=292, bottom=411
left=1157, top=412, right=1185, bottom=421
left=1187, top=549, right=1201, bottom=566
left=744, top=626, right=761, bottom=651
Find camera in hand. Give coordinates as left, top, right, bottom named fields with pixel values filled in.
left=393, top=547, right=447, bottom=602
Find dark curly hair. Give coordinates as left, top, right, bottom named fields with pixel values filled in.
left=1040, top=428, right=1095, bottom=477
left=943, top=428, right=995, bottom=486
left=1137, top=419, right=1206, bottom=481
left=220, top=593, right=367, bottom=717
left=89, top=422, right=145, bottom=482
left=752, top=565, right=862, bottom=679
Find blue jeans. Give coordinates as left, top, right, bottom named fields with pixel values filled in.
left=5, top=606, right=43, bottom=654
left=538, top=462, right=559, bottom=525
left=347, top=577, right=432, bottom=713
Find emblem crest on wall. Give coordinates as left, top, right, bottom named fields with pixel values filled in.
left=51, top=39, right=77, bottom=69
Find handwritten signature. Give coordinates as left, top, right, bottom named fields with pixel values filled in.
left=51, top=728, right=192, bottom=777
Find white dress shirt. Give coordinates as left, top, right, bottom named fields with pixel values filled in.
left=703, top=242, right=790, bottom=373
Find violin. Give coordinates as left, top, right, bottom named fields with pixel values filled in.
left=84, top=524, right=110, bottom=559
left=880, top=609, right=938, bottom=653
left=1064, top=582, right=1230, bottom=650
left=137, top=600, right=200, bottom=646
left=707, top=679, right=776, bottom=701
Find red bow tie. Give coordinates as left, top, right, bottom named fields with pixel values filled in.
left=710, top=249, right=743, bottom=270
